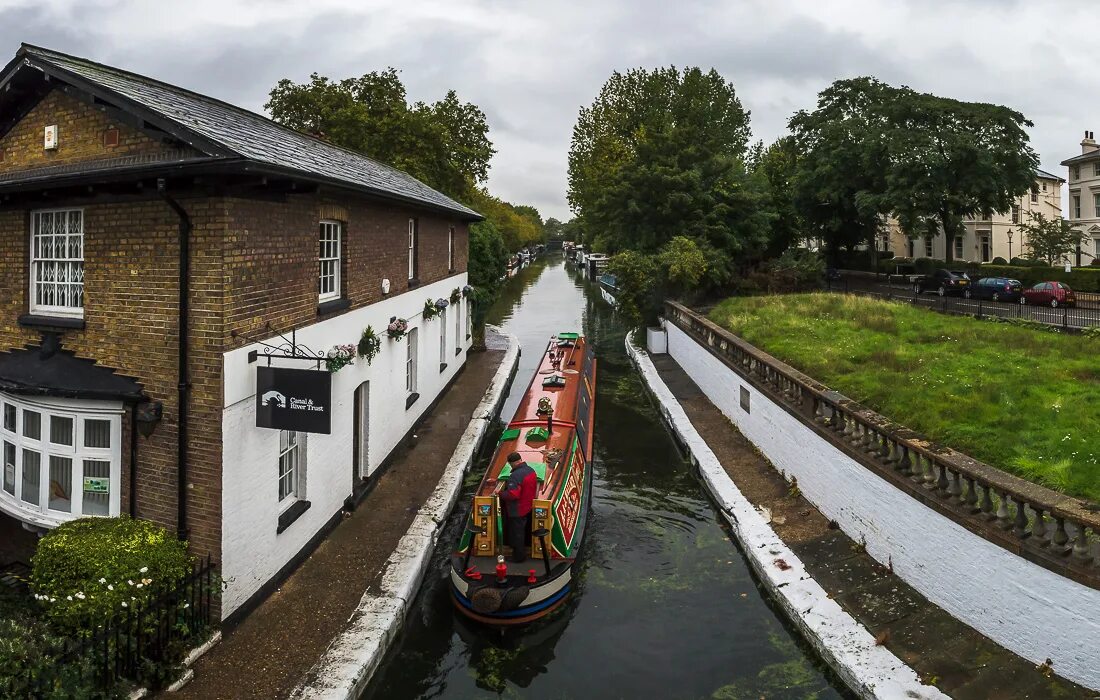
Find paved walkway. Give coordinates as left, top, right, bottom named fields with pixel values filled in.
left=651, top=354, right=1095, bottom=700
left=173, top=345, right=507, bottom=700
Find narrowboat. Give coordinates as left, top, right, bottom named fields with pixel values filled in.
left=450, top=332, right=597, bottom=625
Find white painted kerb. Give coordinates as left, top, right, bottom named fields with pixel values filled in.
left=290, top=326, right=520, bottom=700
left=665, top=321, right=1100, bottom=691
left=627, top=337, right=947, bottom=700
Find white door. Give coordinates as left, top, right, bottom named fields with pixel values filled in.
left=354, top=382, right=370, bottom=479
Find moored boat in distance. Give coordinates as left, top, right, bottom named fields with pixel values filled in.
left=450, top=332, right=597, bottom=625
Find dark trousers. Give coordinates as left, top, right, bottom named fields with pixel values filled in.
left=506, top=512, right=532, bottom=563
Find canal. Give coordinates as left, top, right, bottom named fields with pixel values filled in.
left=364, top=257, right=846, bottom=699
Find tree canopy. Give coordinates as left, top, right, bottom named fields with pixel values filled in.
left=1020, top=212, right=1087, bottom=266
left=790, top=77, right=1039, bottom=263
left=266, top=69, right=494, bottom=201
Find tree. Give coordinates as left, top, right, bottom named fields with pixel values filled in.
left=467, top=220, right=508, bottom=348
left=1020, top=212, right=1087, bottom=266
left=752, top=136, right=804, bottom=257
left=567, top=67, right=756, bottom=265
left=265, top=70, right=494, bottom=200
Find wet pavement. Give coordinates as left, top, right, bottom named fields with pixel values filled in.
left=364, top=257, right=848, bottom=700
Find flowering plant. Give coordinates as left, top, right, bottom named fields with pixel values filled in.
left=462, top=284, right=474, bottom=298
left=423, top=298, right=441, bottom=320
left=450, top=287, right=461, bottom=303
left=387, top=316, right=409, bottom=340
left=357, top=326, right=381, bottom=364
left=325, top=344, right=356, bottom=373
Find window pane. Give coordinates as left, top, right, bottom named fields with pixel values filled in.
left=21, top=450, right=41, bottom=506
left=278, top=431, right=298, bottom=502
left=23, top=410, right=41, bottom=440
left=82, top=459, right=110, bottom=516
left=50, top=416, right=74, bottom=446
left=84, top=419, right=111, bottom=448
left=2, top=404, right=14, bottom=432
left=49, top=456, right=72, bottom=513
left=3, top=441, right=15, bottom=495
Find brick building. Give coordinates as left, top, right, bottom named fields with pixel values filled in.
left=0, top=44, right=479, bottom=621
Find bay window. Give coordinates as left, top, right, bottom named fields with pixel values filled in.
left=0, top=393, right=122, bottom=526
left=31, top=209, right=85, bottom=317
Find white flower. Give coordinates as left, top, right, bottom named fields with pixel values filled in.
left=98, top=577, right=107, bottom=584
left=121, top=602, right=128, bottom=608
left=107, top=584, right=114, bottom=591
left=66, top=596, right=73, bottom=601
left=75, top=592, right=85, bottom=600
left=139, top=567, right=148, bottom=574
left=128, top=580, right=134, bottom=586
left=136, top=583, right=143, bottom=589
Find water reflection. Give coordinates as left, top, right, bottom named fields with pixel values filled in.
left=363, top=256, right=846, bottom=700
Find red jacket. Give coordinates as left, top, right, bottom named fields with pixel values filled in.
left=501, top=462, right=537, bottom=517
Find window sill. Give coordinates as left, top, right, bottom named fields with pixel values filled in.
left=407, top=278, right=421, bottom=289
left=406, top=392, right=420, bottom=410
left=317, top=298, right=351, bottom=317
left=19, top=314, right=85, bottom=330
left=276, top=499, right=311, bottom=534
left=439, top=362, right=448, bottom=373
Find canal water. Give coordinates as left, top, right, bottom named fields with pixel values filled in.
left=364, top=257, right=846, bottom=700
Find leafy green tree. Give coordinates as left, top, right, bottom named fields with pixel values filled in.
left=607, top=250, right=660, bottom=326
left=1020, top=212, right=1087, bottom=265
left=568, top=66, right=759, bottom=270
left=265, top=69, right=494, bottom=200
left=752, top=136, right=805, bottom=256
left=657, top=236, right=708, bottom=292
left=544, top=217, right=580, bottom=242
left=467, top=220, right=508, bottom=348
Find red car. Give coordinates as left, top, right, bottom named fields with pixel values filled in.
left=1020, top=281, right=1076, bottom=308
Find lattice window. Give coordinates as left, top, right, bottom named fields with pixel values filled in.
left=31, top=209, right=84, bottom=316
left=278, top=430, right=302, bottom=503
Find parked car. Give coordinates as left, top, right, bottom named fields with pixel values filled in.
left=1021, top=281, right=1076, bottom=308
left=915, top=269, right=971, bottom=296
left=971, top=277, right=1023, bottom=303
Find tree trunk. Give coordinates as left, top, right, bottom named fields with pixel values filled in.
left=940, top=208, right=956, bottom=265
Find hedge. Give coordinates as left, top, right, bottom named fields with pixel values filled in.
left=969, top=265, right=1100, bottom=292
left=30, top=517, right=192, bottom=633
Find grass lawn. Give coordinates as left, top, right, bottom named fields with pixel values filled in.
left=707, top=293, right=1100, bottom=502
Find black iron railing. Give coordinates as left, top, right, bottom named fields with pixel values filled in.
left=5, top=556, right=218, bottom=697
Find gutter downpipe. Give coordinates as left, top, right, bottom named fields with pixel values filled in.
left=159, top=179, right=192, bottom=541
left=129, top=406, right=138, bottom=517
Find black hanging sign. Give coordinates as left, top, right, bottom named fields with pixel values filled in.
left=256, top=366, right=332, bottom=434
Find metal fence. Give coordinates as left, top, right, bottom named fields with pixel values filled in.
left=828, top=277, right=1100, bottom=331
left=5, top=556, right=218, bottom=697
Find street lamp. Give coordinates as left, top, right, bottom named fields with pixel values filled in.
left=1006, top=229, right=1013, bottom=261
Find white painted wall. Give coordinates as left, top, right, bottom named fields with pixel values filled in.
left=666, top=322, right=1100, bottom=691
left=220, top=275, right=469, bottom=618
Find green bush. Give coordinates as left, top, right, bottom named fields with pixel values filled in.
left=0, top=616, right=114, bottom=699
left=991, top=256, right=1008, bottom=265
left=973, top=265, right=1100, bottom=292
left=31, top=517, right=192, bottom=632
left=913, top=257, right=937, bottom=274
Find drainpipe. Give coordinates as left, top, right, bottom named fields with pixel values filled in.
left=159, top=179, right=192, bottom=541
left=129, top=406, right=138, bottom=518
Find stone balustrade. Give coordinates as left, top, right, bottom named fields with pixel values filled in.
left=665, top=300, right=1100, bottom=589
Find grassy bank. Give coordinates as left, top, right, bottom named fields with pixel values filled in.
left=707, top=293, right=1100, bottom=502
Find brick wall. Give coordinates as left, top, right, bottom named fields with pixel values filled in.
left=224, top=191, right=469, bottom=343
left=0, top=197, right=225, bottom=563
left=0, top=88, right=185, bottom=173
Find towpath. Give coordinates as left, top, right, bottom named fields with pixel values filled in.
left=649, top=352, right=1094, bottom=699
left=172, top=337, right=509, bottom=700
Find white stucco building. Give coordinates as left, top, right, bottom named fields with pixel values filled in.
left=1062, top=131, right=1100, bottom=265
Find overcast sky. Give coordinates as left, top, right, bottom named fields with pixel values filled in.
left=0, top=0, right=1094, bottom=219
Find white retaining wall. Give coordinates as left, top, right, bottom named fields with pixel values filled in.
left=666, top=322, right=1100, bottom=690
left=220, top=276, right=470, bottom=618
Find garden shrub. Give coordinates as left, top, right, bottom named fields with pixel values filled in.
left=973, top=265, right=1100, bottom=291
left=991, top=256, right=1008, bottom=265
left=31, top=517, right=192, bottom=632
left=762, top=249, right=824, bottom=292
left=0, top=617, right=114, bottom=699
left=913, top=257, right=937, bottom=274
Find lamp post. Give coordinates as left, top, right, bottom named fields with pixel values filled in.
left=1006, top=229, right=1013, bottom=261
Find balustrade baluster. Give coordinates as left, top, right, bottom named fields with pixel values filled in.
left=962, top=476, right=979, bottom=512
left=946, top=469, right=962, bottom=501
left=1012, top=497, right=1029, bottom=537
left=979, top=483, right=994, bottom=518
left=935, top=463, right=949, bottom=493
left=1031, top=507, right=1047, bottom=542
left=898, top=445, right=913, bottom=475
left=1052, top=516, right=1070, bottom=552
left=831, top=406, right=845, bottom=433
left=995, top=490, right=1011, bottom=529
left=1072, top=525, right=1093, bottom=562
left=923, top=456, right=938, bottom=488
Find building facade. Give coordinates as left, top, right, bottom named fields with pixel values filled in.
left=885, top=168, right=1064, bottom=263
left=0, top=44, right=478, bottom=621
left=1062, top=131, right=1100, bottom=264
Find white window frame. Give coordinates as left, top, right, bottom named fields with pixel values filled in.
left=1094, top=163, right=1100, bottom=177
left=1010, top=205, right=1019, bottom=224
left=277, top=430, right=304, bottom=505
left=30, top=208, right=85, bottom=318
left=924, top=236, right=933, bottom=258
left=980, top=234, right=991, bottom=263
left=448, top=225, right=455, bottom=272
left=1072, top=166, right=1080, bottom=181
left=406, top=328, right=418, bottom=394
left=455, top=299, right=462, bottom=352
left=318, top=220, right=342, bottom=303
left=466, top=300, right=473, bottom=339
left=953, top=236, right=963, bottom=260
left=1073, top=195, right=1081, bottom=220
left=408, top=218, right=418, bottom=281
left=1095, top=193, right=1100, bottom=219
left=0, top=393, right=122, bottom=528
left=439, top=308, right=447, bottom=368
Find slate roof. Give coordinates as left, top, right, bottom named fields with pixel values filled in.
left=0, top=344, right=144, bottom=402
left=1060, top=150, right=1100, bottom=166
left=8, top=45, right=480, bottom=220
left=1034, top=167, right=1064, bottom=182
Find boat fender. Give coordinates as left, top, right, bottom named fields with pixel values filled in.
left=500, top=586, right=530, bottom=611
left=470, top=586, right=505, bottom=613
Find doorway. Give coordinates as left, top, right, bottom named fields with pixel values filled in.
left=354, top=382, right=370, bottom=480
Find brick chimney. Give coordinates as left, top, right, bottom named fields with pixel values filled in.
left=1082, top=130, right=1098, bottom=154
